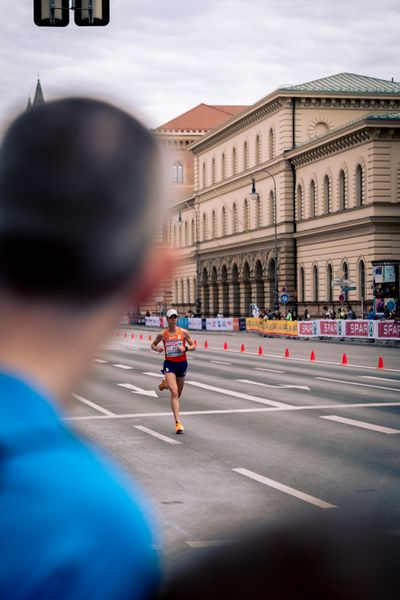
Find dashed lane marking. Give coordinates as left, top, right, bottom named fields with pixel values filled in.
left=316, top=377, right=400, bottom=393
left=72, top=393, right=115, bottom=416
left=233, top=467, right=337, bottom=509
left=186, top=380, right=291, bottom=408
left=320, top=415, right=400, bottom=435
left=211, top=361, right=232, bottom=366
left=360, top=376, right=400, bottom=384
left=113, top=364, right=134, bottom=369
left=93, top=359, right=108, bottom=363
left=254, top=367, right=285, bottom=374
left=237, top=379, right=310, bottom=391
left=134, top=425, right=182, bottom=445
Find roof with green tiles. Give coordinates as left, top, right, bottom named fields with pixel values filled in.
left=279, top=73, right=400, bottom=95
left=365, top=112, right=400, bottom=120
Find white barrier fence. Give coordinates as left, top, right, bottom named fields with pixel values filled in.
left=298, top=320, right=400, bottom=340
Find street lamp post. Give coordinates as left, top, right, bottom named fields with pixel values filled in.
left=250, top=171, right=279, bottom=313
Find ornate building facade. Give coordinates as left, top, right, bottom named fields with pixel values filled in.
left=167, top=73, right=400, bottom=317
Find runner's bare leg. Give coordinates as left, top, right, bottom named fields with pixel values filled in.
left=165, top=372, right=180, bottom=423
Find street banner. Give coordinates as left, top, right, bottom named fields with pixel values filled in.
left=246, top=318, right=260, bottom=332
left=206, top=318, right=234, bottom=331
left=376, top=320, right=400, bottom=339
left=260, top=320, right=298, bottom=337
left=145, top=316, right=161, bottom=327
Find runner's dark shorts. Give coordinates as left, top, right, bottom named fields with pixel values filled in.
left=162, top=360, right=188, bottom=378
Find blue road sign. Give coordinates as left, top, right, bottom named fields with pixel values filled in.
left=280, top=293, right=289, bottom=304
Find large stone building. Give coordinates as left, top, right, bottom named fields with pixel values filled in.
left=166, top=73, right=400, bottom=318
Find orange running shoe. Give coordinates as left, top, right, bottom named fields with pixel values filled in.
left=158, top=378, right=168, bottom=391
left=175, top=421, right=184, bottom=434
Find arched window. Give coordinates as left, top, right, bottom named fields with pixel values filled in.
left=324, top=175, right=331, bottom=214
left=222, top=206, right=227, bottom=236
left=310, top=180, right=317, bottom=217
left=297, top=185, right=303, bottom=221
left=356, top=164, right=364, bottom=206
left=191, top=219, right=195, bottom=245
left=211, top=158, right=216, bottom=184
left=243, top=198, right=250, bottom=230
left=172, top=162, right=184, bottom=183
left=211, top=210, right=217, bottom=239
left=339, top=170, right=347, bottom=210
left=232, top=147, right=237, bottom=175
left=202, top=212, right=208, bottom=241
left=243, top=141, right=249, bottom=171
left=232, top=202, right=238, bottom=233
left=343, top=261, right=349, bottom=301
left=202, top=162, right=207, bottom=188
left=256, top=196, right=262, bottom=227
left=221, top=153, right=226, bottom=180
left=269, top=128, right=274, bottom=159
left=327, top=264, right=333, bottom=302
left=299, top=267, right=305, bottom=302
left=313, top=265, right=319, bottom=302
left=359, top=260, right=366, bottom=301
left=255, top=135, right=261, bottom=165
left=269, top=190, right=275, bottom=225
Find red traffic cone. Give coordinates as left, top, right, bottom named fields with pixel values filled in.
left=148, top=334, right=152, bottom=341
left=258, top=345, right=263, bottom=356
left=240, top=343, right=245, bottom=352
left=284, top=348, right=290, bottom=358
left=139, top=333, right=143, bottom=340
left=204, top=340, right=208, bottom=349
left=310, top=350, right=316, bottom=361
left=194, top=339, right=197, bottom=347
left=378, top=356, right=384, bottom=369
left=131, top=333, right=135, bottom=339
left=341, top=353, right=348, bottom=365
left=224, top=341, right=228, bottom=350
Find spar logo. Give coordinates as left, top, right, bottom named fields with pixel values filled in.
left=378, top=321, right=400, bottom=338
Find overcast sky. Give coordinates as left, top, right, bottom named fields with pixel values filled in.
left=1, top=0, right=399, bottom=134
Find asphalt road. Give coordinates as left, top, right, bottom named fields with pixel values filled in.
left=68, top=329, right=400, bottom=575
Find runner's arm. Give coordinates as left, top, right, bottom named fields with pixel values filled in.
left=151, top=333, right=164, bottom=352
left=183, top=329, right=196, bottom=351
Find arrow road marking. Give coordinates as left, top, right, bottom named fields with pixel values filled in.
left=237, top=379, right=310, bottom=391
left=320, top=415, right=400, bottom=435
left=233, top=467, right=336, bottom=509
left=118, top=383, right=158, bottom=398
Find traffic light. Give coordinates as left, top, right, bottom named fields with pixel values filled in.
left=33, top=1, right=110, bottom=26
left=74, top=0, right=109, bottom=26
left=34, top=0, right=69, bottom=27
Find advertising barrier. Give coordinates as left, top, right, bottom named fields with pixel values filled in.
left=205, top=318, right=234, bottom=331
left=246, top=318, right=260, bottom=332
left=187, top=317, right=203, bottom=330
left=260, top=320, right=299, bottom=337
left=298, top=319, right=400, bottom=340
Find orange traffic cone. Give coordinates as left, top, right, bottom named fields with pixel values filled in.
left=284, top=348, right=290, bottom=358
left=148, top=334, right=152, bottom=341
left=224, top=341, right=228, bottom=350
left=139, top=333, right=143, bottom=340
left=131, top=333, right=135, bottom=339
left=194, top=339, right=197, bottom=347
left=258, top=345, right=263, bottom=356
left=378, top=356, right=384, bottom=369
left=341, top=353, right=348, bottom=365
left=240, top=343, right=245, bottom=352
left=204, top=340, right=208, bottom=349
left=310, top=350, right=316, bottom=361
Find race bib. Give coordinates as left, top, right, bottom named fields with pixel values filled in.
left=165, top=339, right=182, bottom=358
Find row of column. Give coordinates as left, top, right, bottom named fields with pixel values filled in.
left=200, top=279, right=275, bottom=317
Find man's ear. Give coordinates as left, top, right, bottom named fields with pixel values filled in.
left=128, top=247, right=178, bottom=306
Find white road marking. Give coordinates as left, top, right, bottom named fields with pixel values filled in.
left=233, top=467, right=336, bottom=509
left=72, top=393, right=115, bottom=416
left=360, top=376, right=400, bottom=384
left=320, top=415, right=400, bottom=435
left=187, top=381, right=290, bottom=408
left=254, top=367, right=285, bottom=374
left=211, top=360, right=232, bottom=365
left=186, top=540, right=233, bottom=548
left=118, top=382, right=158, bottom=398
left=134, top=425, right=182, bottom=445
left=237, top=379, right=310, bottom=391
left=143, top=371, right=164, bottom=378
left=66, top=400, right=400, bottom=421
left=316, top=377, right=400, bottom=393
left=93, top=359, right=108, bottom=363
left=113, top=364, right=134, bottom=369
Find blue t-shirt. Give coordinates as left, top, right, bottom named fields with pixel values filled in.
left=0, top=371, right=160, bottom=600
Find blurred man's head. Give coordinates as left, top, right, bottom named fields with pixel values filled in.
left=0, top=97, right=158, bottom=307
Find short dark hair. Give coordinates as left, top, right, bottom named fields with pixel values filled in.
left=0, top=98, right=157, bottom=306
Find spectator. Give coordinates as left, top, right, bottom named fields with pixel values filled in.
left=285, top=309, right=293, bottom=321
left=304, top=307, right=311, bottom=320
left=0, top=98, right=169, bottom=599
